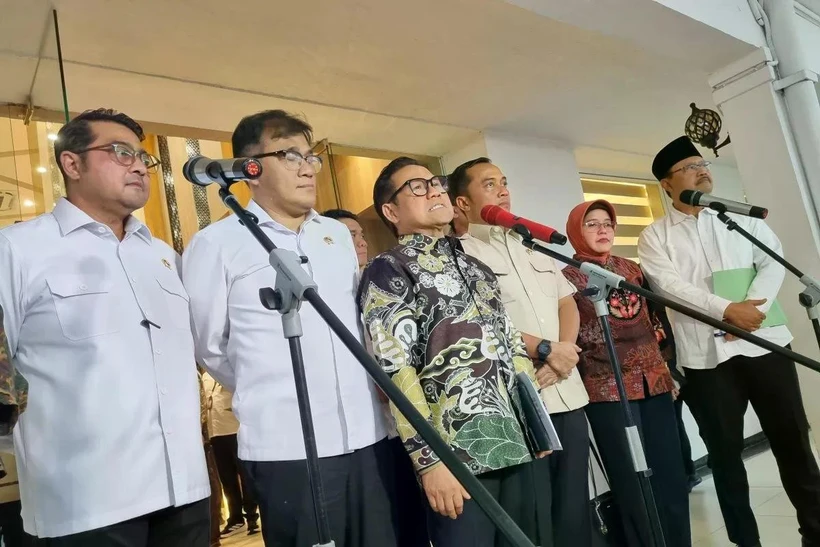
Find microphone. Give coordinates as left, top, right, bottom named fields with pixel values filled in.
left=182, top=156, right=263, bottom=187
left=480, top=205, right=567, bottom=245
left=679, top=190, right=768, bottom=219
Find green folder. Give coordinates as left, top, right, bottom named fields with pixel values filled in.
left=712, top=268, right=788, bottom=328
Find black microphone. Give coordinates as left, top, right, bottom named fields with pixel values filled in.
left=679, top=190, right=768, bottom=219
left=182, top=156, right=263, bottom=187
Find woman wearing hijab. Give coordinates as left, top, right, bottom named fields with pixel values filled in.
left=562, top=200, right=691, bottom=547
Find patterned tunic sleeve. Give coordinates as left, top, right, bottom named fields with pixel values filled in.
left=504, top=311, right=538, bottom=385
left=358, top=255, right=440, bottom=473
left=0, top=306, right=27, bottom=436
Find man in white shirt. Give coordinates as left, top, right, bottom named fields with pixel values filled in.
left=638, top=136, right=820, bottom=547
left=450, top=157, right=591, bottom=547
left=183, top=110, right=396, bottom=547
left=0, top=109, right=210, bottom=545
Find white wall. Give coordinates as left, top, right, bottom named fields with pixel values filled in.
left=441, top=134, right=489, bottom=174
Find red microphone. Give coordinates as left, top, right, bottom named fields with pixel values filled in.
left=480, top=205, right=568, bottom=245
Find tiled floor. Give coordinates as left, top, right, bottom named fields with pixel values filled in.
left=221, top=447, right=813, bottom=547
left=691, top=448, right=807, bottom=546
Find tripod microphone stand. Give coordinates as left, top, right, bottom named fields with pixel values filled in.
left=707, top=203, right=820, bottom=352
left=512, top=224, right=820, bottom=547
left=211, top=182, right=536, bottom=547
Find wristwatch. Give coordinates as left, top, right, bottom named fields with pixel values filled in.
left=536, top=339, right=552, bottom=362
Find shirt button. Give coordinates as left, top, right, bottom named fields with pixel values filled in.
left=130, top=278, right=137, bottom=284
left=96, top=227, right=105, bottom=234
left=155, top=349, right=162, bottom=355
left=160, top=387, right=168, bottom=395
left=165, top=429, right=173, bottom=436
left=78, top=284, right=88, bottom=291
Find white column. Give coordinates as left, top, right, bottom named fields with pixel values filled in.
left=710, top=47, right=820, bottom=443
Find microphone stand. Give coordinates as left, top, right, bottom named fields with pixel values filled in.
left=708, top=203, right=820, bottom=353
left=511, top=224, right=820, bottom=547
left=214, top=183, right=536, bottom=547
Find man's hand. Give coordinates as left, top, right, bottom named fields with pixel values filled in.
left=536, top=450, right=552, bottom=458
left=546, top=341, right=582, bottom=377
left=724, top=299, right=767, bottom=332
left=421, top=464, right=471, bottom=519
left=535, top=364, right=560, bottom=387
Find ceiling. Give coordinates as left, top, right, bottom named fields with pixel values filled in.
left=0, top=0, right=756, bottom=161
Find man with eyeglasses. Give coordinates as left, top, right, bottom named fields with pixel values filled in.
left=0, top=109, right=211, bottom=545
left=449, top=157, right=592, bottom=547
left=639, top=136, right=820, bottom=547
left=183, top=110, right=396, bottom=547
left=359, top=157, right=552, bottom=547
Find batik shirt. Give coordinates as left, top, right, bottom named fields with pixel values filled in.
left=358, top=234, right=538, bottom=476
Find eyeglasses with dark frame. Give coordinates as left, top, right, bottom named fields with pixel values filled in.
left=387, top=176, right=449, bottom=203
left=668, top=160, right=712, bottom=176
left=253, top=149, right=323, bottom=173
left=76, top=143, right=161, bottom=172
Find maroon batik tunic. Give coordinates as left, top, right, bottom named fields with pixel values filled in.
left=562, top=256, right=675, bottom=403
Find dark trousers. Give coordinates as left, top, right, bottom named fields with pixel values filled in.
left=545, top=408, right=592, bottom=547
left=241, top=438, right=398, bottom=547
left=0, top=500, right=24, bottom=547
left=426, top=458, right=553, bottom=547
left=211, top=433, right=258, bottom=525
left=386, top=438, right=429, bottom=547
left=24, top=499, right=210, bottom=547
left=586, top=392, right=691, bottom=547
left=684, top=351, right=820, bottom=547
left=673, top=393, right=696, bottom=478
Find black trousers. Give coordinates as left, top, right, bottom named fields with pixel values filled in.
left=386, top=437, right=429, bottom=547
left=586, top=392, right=691, bottom=547
left=544, top=408, right=592, bottom=547
left=684, top=351, right=820, bottom=547
left=24, top=499, right=210, bottom=547
left=211, top=433, right=258, bottom=525
left=0, top=500, right=24, bottom=547
left=673, top=393, right=696, bottom=478
left=426, top=458, right=553, bottom=547
left=241, top=438, right=398, bottom=547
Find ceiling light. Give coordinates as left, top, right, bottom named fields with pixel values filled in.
left=36, top=166, right=47, bottom=173
left=47, top=133, right=59, bottom=141
left=23, top=200, right=34, bottom=208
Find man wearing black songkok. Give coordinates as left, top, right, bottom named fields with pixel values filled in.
left=638, top=136, right=820, bottom=547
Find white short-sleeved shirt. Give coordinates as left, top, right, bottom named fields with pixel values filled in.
left=0, top=198, right=209, bottom=538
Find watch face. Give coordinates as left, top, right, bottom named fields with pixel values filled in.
left=537, top=340, right=551, bottom=360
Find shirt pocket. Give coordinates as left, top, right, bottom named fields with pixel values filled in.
left=46, top=274, right=120, bottom=340
left=527, top=253, right=559, bottom=300
left=156, top=274, right=192, bottom=330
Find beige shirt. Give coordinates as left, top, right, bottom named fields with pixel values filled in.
left=460, top=224, right=589, bottom=413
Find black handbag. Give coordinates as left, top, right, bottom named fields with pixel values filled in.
left=589, top=441, right=628, bottom=547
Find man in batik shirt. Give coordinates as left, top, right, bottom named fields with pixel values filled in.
left=358, top=157, right=552, bottom=547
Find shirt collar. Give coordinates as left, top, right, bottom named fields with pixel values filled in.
left=668, top=203, right=717, bottom=225
left=468, top=222, right=514, bottom=244
left=52, top=198, right=152, bottom=242
left=245, top=200, right=320, bottom=234
left=398, top=233, right=460, bottom=254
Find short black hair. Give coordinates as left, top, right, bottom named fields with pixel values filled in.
left=54, top=108, right=145, bottom=180
left=322, top=209, right=359, bottom=222
left=448, top=157, right=492, bottom=202
left=373, top=156, right=421, bottom=236
left=232, top=110, right=313, bottom=157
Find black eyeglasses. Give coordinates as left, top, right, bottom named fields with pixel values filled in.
left=254, top=150, right=323, bottom=173
left=387, top=176, right=448, bottom=203
left=76, top=143, right=161, bottom=172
